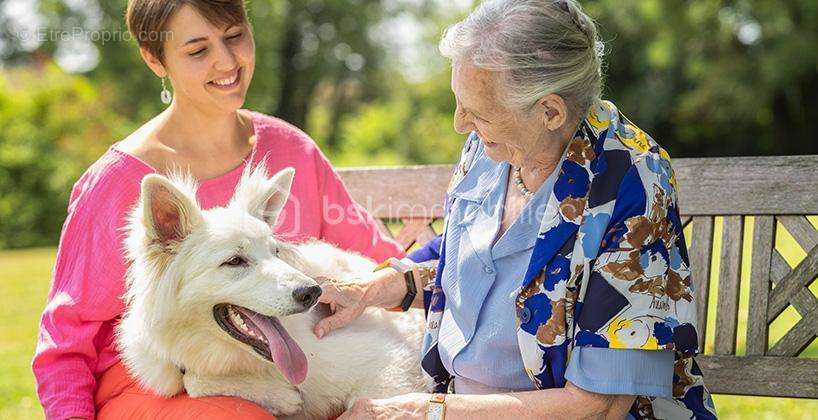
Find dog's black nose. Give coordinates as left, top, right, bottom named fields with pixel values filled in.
left=293, top=285, right=322, bottom=308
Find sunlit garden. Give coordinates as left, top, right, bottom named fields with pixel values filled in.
left=1, top=0, right=817, bottom=418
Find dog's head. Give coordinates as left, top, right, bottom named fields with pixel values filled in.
left=124, top=164, right=317, bottom=385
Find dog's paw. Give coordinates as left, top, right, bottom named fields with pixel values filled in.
left=182, top=373, right=212, bottom=398
left=262, top=386, right=304, bottom=416
left=147, top=373, right=185, bottom=397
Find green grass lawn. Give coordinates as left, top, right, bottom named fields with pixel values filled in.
left=2, top=218, right=817, bottom=419
left=1, top=248, right=53, bottom=420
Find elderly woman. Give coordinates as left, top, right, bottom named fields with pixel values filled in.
left=316, top=0, right=718, bottom=419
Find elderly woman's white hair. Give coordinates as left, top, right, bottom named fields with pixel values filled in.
left=440, top=0, right=605, bottom=117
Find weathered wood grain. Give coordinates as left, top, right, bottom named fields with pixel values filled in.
left=770, top=250, right=791, bottom=284
left=339, top=165, right=452, bottom=218
left=698, top=355, right=818, bottom=398
left=767, top=246, right=818, bottom=320
left=778, top=216, right=818, bottom=252
left=767, top=250, right=818, bottom=324
left=673, top=156, right=818, bottom=215
left=394, top=218, right=435, bottom=250
left=340, top=156, right=818, bottom=216
left=767, top=310, right=818, bottom=357
left=690, top=216, right=715, bottom=351
left=746, top=216, right=774, bottom=356
left=714, top=216, right=744, bottom=355
left=412, top=224, right=439, bottom=248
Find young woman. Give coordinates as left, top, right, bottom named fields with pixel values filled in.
left=32, top=1, right=403, bottom=419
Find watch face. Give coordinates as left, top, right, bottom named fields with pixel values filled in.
left=428, top=402, right=445, bottom=420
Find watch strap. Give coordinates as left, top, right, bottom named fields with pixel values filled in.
left=375, top=258, right=417, bottom=312
left=391, top=258, right=417, bottom=311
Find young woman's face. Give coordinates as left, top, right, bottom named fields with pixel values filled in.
left=157, top=5, right=255, bottom=113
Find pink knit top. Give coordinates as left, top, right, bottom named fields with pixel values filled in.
left=32, top=111, right=404, bottom=420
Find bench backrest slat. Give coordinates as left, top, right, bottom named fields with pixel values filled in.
left=714, top=216, right=744, bottom=356
left=338, top=165, right=452, bottom=219
left=697, top=356, right=818, bottom=398
left=746, top=215, right=774, bottom=356
left=674, top=156, right=818, bottom=215
left=689, top=216, right=716, bottom=352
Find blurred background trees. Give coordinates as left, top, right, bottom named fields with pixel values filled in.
left=0, top=0, right=816, bottom=248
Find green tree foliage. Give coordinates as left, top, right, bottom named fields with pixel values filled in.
left=0, top=0, right=817, bottom=248
left=0, top=64, right=134, bottom=248
left=327, top=62, right=464, bottom=166
left=587, top=0, right=818, bottom=156
left=26, top=0, right=399, bottom=136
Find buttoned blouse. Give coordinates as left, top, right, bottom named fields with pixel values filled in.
left=435, top=137, right=673, bottom=396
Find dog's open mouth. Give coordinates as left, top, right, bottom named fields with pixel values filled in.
left=213, top=303, right=308, bottom=385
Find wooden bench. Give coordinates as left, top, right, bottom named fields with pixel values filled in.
left=339, top=155, right=818, bottom=399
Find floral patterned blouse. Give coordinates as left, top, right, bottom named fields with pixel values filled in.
left=418, top=100, right=718, bottom=419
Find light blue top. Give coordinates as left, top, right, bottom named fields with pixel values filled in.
left=437, top=139, right=674, bottom=396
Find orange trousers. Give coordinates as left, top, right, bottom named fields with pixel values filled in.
left=94, top=362, right=276, bottom=420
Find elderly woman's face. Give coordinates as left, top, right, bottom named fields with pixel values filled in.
left=451, top=63, right=566, bottom=168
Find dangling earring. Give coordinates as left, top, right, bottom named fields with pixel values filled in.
left=160, top=77, right=172, bottom=105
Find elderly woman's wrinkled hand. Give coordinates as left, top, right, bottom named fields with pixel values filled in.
left=338, top=393, right=427, bottom=420
left=312, top=276, right=368, bottom=339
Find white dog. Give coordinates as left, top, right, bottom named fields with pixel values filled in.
left=117, top=165, right=430, bottom=419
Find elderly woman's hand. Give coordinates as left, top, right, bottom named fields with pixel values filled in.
left=336, top=386, right=634, bottom=420
left=338, top=393, right=427, bottom=420
left=312, top=277, right=369, bottom=338
left=313, top=266, right=411, bottom=338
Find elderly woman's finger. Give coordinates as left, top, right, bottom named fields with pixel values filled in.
left=317, top=283, right=339, bottom=304
left=313, top=309, right=352, bottom=338
left=313, top=276, right=333, bottom=284
left=313, top=276, right=369, bottom=338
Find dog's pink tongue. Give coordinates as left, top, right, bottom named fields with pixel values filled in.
left=239, top=309, right=308, bottom=385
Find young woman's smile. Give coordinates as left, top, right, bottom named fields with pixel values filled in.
left=208, top=67, right=243, bottom=91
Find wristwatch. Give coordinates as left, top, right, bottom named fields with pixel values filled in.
left=376, top=257, right=417, bottom=311
left=427, top=393, right=446, bottom=420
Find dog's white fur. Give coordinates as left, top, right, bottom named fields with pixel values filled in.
left=117, top=164, right=429, bottom=419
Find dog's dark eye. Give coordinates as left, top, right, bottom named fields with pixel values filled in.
left=222, top=256, right=247, bottom=267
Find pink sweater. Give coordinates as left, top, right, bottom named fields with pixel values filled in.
left=32, top=112, right=404, bottom=420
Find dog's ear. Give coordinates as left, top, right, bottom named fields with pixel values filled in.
left=254, top=167, right=295, bottom=227
left=140, top=174, right=202, bottom=247
left=232, top=165, right=295, bottom=227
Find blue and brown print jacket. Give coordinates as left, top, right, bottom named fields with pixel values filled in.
left=419, top=100, right=718, bottom=419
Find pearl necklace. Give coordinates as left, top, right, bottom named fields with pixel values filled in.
left=512, top=166, right=534, bottom=199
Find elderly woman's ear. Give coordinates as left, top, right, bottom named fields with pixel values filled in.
left=537, top=94, right=571, bottom=132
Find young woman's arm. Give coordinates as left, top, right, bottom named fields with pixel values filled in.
left=33, top=165, right=140, bottom=420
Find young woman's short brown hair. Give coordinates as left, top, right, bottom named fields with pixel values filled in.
left=126, top=0, right=248, bottom=62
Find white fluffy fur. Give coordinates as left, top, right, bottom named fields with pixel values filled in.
left=118, top=163, right=430, bottom=419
